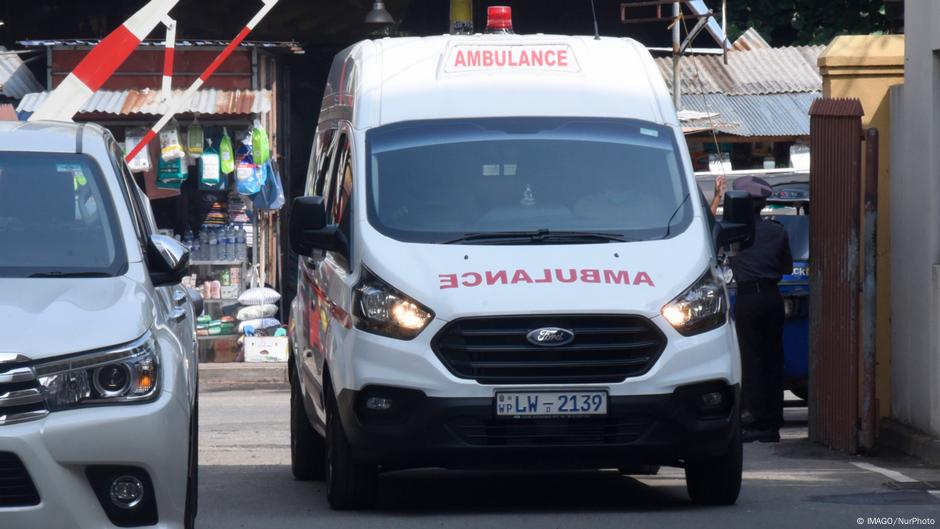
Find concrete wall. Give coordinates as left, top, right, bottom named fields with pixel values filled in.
left=819, top=35, right=904, bottom=420
left=890, top=2, right=940, bottom=437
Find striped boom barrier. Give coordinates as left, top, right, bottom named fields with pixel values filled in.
left=161, top=16, right=177, bottom=100
left=124, top=0, right=279, bottom=163
left=28, top=0, right=180, bottom=122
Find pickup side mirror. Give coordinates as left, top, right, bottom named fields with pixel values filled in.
left=289, top=196, right=347, bottom=256
left=148, top=234, right=190, bottom=286
left=716, top=190, right=756, bottom=249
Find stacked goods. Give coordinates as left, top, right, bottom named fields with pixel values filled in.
left=236, top=287, right=282, bottom=335
left=195, top=314, right=238, bottom=337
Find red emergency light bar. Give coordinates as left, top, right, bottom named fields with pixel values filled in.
left=486, top=6, right=513, bottom=33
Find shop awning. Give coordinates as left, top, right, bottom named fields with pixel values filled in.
left=17, top=88, right=272, bottom=116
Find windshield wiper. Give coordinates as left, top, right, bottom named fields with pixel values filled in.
left=28, top=271, right=113, bottom=278
left=443, top=229, right=629, bottom=245
left=662, top=193, right=692, bottom=239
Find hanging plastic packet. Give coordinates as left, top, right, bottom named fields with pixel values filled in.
left=235, top=131, right=263, bottom=195
left=159, top=118, right=186, bottom=162
left=219, top=127, right=235, bottom=175
left=157, top=155, right=189, bottom=189
left=124, top=127, right=152, bottom=173
left=251, top=118, right=270, bottom=166
left=252, top=160, right=285, bottom=210
left=199, top=139, right=226, bottom=191
left=187, top=116, right=204, bottom=160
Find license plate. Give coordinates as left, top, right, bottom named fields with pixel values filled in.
left=495, top=390, right=608, bottom=418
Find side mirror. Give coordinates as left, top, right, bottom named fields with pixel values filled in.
left=716, top=190, right=756, bottom=249
left=289, top=196, right=346, bottom=256
left=148, top=234, right=190, bottom=286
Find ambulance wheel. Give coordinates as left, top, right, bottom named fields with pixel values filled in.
left=291, top=380, right=325, bottom=480
left=325, top=384, right=377, bottom=510
left=685, top=426, right=742, bottom=505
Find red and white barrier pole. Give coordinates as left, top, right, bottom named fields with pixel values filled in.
left=161, top=16, right=177, bottom=101
left=29, top=0, right=180, bottom=121
left=124, top=0, right=279, bottom=162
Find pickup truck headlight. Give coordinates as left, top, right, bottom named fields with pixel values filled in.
left=661, top=269, right=727, bottom=336
left=353, top=268, right=434, bottom=340
left=34, top=334, right=160, bottom=411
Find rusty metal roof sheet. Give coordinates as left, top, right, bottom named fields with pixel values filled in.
left=732, top=28, right=771, bottom=51
left=0, top=48, right=43, bottom=99
left=656, top=45, right=824, bottom=96
left=17, top=88, right=272, bottom=116
left=680, top=92, right=821, bottom=137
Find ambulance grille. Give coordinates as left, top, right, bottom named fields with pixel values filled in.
left=0, top=452, right=40, bottom=507
left=432, top=315, right=666, bottom=384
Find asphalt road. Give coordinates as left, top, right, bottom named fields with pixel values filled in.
left=198, top=389, right=940, bottom=529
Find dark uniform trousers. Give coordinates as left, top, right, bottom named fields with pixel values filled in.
left=734, top=280, right=785, bottom=431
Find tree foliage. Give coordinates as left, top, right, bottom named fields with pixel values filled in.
left=726, top=0, right=888, bottom=46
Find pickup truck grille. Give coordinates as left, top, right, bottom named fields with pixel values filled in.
left=0, top=359, right=48, bottom=427
left=0, top=452, right=40, bottom=507
left=432, top=315, right=666, bottom=384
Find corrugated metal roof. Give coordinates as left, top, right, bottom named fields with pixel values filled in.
left=16, top=88, right=272, bottom=115
left=655, top=45, right=824, bottom=96
left=679, top=92, right=821, bottom=137
left=732, top=28, right=771, bottom=51
left=0, top=48, right=43, bottom=99
left=17, top=39, right=303, bottom=52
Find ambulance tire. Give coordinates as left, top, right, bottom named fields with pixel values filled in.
left=291, top=380, right=326, bottom=481
left=685, top=426, right=742, bottom=505
left=325, top=385, right=378, bottom=510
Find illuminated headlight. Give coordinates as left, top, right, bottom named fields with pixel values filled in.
left=34, top=333, right=160, bottom=411
left=354, top=267, right=434, bottom=340
left=661, top=269, right=727, bottom=336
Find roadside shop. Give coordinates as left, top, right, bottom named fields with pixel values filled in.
left=16, top=39, right=300, bottom=362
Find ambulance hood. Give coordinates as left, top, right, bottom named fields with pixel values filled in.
left=359, top=219, right=712, bottom=321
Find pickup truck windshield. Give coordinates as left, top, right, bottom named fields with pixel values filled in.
left=0, top=152, right=126, bottom=278
left=366, top=118, right=693, bottom=244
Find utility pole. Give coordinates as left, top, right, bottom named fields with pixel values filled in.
left=672, top=1, right=682, bottom=109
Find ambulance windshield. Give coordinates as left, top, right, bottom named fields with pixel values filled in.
left=366, top=118, right=693, bottom=244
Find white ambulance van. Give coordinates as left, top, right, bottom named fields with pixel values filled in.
left=288, top=8, right=755, bottom=510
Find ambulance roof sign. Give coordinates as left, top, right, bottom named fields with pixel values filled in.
left=443, top=44, right=581, bottom=74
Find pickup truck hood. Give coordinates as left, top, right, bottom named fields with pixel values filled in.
left=0, top=276, right=153, bottom=360
left=360, top=219, right=712, bottom=321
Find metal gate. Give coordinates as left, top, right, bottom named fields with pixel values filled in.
left=808, top=98, right=865, bottom=453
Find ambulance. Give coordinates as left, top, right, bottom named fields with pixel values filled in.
left=288, top=7, right=755, bottom=510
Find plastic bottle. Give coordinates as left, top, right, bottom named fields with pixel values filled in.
left=208, top=231, right=219, bottom=262
left=236, top=226, right=247, bottom=261
left=226, top=226, right=236, bottom=261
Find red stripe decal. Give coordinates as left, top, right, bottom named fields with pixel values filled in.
left=124, top=129, right=158, bottom=163
left=199, top=26, right=251, bottom=82
left=72, top=25, right=141, bottom=91
left=163, top=46, right=175, bottom=78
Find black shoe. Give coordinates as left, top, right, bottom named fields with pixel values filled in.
left=742, top=428, right=780, bottom=443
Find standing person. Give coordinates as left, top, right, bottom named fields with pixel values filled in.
left=728, top=176, right=793, bottom=443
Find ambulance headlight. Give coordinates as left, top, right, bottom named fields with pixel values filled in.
left=354, top=268, right=434, bottom=340
left=661, top=269, right=726, bottom=336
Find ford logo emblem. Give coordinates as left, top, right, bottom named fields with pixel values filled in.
left=526, top=327, right=575, bottom=347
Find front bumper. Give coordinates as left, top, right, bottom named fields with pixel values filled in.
left=337, top=381, right=739, bottom=470
left=0, top=389, right=189, bottom=529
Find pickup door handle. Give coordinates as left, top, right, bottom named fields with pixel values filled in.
left=173, top=290, right=188, bottom=306
left=169, top=307, right=187, bottom=323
